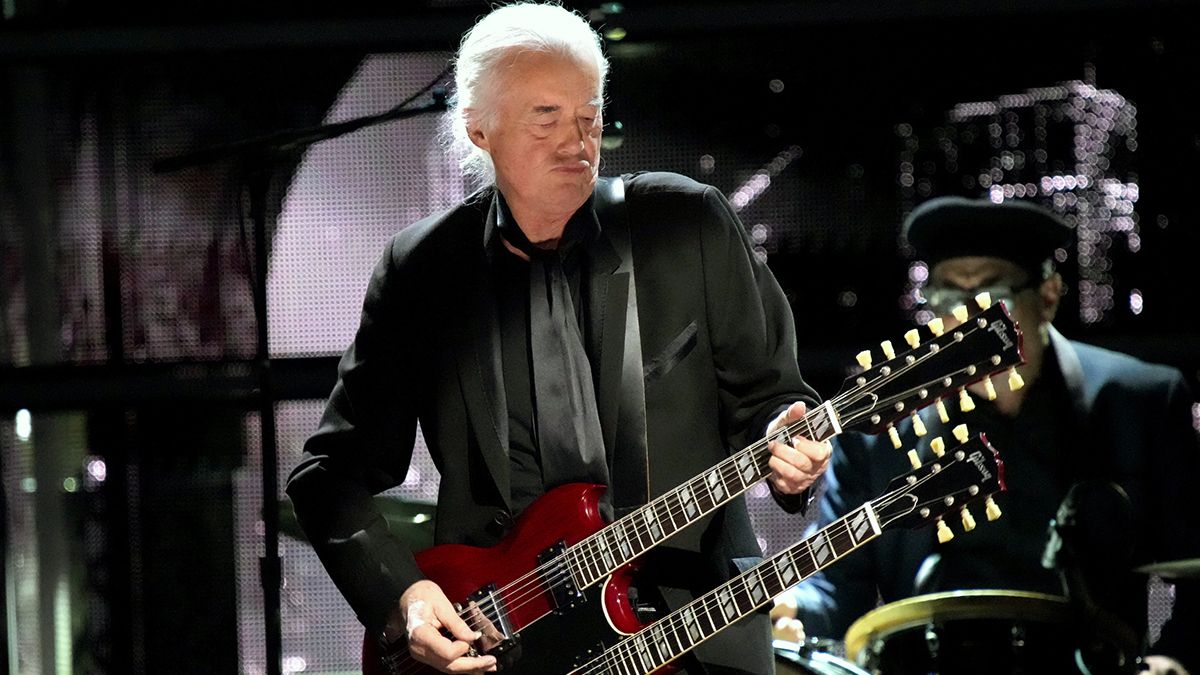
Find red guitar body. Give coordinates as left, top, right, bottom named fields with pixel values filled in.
left=361, top=483, right=659, bottom=674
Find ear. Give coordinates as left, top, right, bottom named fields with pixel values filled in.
left=465, top=111, right=491, bottom=153
left=1038, top=273, right=1063, bottom=323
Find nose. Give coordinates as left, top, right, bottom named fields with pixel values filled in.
left=557, top=121, right=588, bottom=156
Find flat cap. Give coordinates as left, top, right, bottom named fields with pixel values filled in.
left=903, top=196, right=1073, bottom=275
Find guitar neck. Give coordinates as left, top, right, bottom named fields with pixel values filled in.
left=567, top=401, right=843, bottom=588
left=572, top=503, right=882, bottom=675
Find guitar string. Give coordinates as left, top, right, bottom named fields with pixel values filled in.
left=573, top=459, right=984, bottom=675
left=387, top=352, right=991, bottom=674
left=386, top=318, right=1006, bottom=670
left=387, top=326, right=1004, bottom=673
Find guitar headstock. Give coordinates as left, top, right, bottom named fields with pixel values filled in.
left=832, top=298, right=1025, bottom=441
left=871, top=432, right=1006, bottom=543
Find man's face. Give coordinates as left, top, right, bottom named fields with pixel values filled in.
left=469, top=51, right=602, bottom=221
left=925, top=256, right=1043, bottom=332
left=927, top=255, right=1057, bottom=413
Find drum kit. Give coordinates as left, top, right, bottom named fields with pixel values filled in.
left=772, top=558, right=1199, bottom=675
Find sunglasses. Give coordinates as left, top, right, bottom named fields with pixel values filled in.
left=918, top=281, right=1039, bottom=315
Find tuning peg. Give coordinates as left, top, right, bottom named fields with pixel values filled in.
left=936, top=518, right=954, bottom=543
left=930, top=436, right=946, bottom=458
left=856, top=350, right=872, bottom=370
left=887, top=424, right=902, bottom=450
left=927, top=317, right=945, bottom=337
left=935, top=399, right=950, bottom=424
left=880, top=340, right=896, bottom=360
left=911, top=412, right=927, bottom=437
left=960, top=506, right=977, bottom=532
left=975, top=291, right=993, bottom=309
left=952, top=424, right=969, bottom=444
left=952, top=305, right=970, bottom=323
left=958, top=388, right=975, bottom=413
left=985, top=496, right=1002, bottom=521
left=907, top=449, right=921, bottom=470
left=1007, top=367, right=1025, bottom=391
left=982, top=376, right=997, bottom=401
left=904, top=329, right=921, bottom=349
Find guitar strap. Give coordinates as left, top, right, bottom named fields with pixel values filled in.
left=593, top=176, right=651, bottom=516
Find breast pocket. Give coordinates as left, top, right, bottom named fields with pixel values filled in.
left=643, top=321, right=698, bottom=386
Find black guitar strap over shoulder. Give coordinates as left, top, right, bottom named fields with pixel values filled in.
left=593, top=176, right=650, bottom=516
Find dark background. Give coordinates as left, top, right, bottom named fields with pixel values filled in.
left=1, top=1, right=1197, bottom=673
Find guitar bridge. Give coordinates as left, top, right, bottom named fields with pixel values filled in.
left=463, top=584, right=518, bottom=656
left=538, top=541, right=585, bottom=613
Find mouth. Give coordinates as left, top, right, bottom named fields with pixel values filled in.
left=552, top=161, right=592, bottom=174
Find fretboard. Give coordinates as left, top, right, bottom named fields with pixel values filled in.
left=571, top=503, right=881, bottom=675
left=566, top=401, right=842, bottom=588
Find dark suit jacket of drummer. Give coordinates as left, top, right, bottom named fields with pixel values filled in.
left=792, top=327, right=1200, bottom=667
left=286, top=171, right=818, bottom=667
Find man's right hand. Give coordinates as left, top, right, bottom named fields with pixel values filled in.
left=398, top=580, right=498, bottom=673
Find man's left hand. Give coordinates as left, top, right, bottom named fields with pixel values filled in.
left=765, top=401, right=832, bottom=495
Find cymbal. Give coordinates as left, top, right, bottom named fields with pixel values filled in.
left=279, top=496, right=436, bottom=551
left=843, top=590, right=1073, bottom=664
left=1135, top=558, right=1200, bottom=579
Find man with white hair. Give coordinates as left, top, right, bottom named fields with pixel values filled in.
left=288, top=3, right=828, bottom=673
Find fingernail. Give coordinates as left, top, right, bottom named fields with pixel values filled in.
left=474, top=631, right=483, bottom=639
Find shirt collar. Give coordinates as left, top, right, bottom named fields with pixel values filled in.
left=485, top=189, right=601, bottom=261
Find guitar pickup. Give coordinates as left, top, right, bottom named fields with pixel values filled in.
left=538, top=541, right=585, bottom=613
left=463, top=584, right=518, bottom=656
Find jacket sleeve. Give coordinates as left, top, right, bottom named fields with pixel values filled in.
left=695, top=185, right=821, bottom=512
left=1146, top=372, right=1200, bottom=669
left=789, top=432, right=885, bottom=638
left=285, top=234, right=426, bottom=636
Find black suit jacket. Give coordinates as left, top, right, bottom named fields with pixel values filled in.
left=287, top=172, right=818, bottom=671
left=792, top=327, right=1200, bottom=668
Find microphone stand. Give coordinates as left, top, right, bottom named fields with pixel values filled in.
left=153, top=90, right=448, bottom=675
left=1043, top=482, right=1140, bottom=675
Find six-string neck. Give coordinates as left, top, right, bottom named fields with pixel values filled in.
left=567, top=401, right=842, bottom=589
left=574, top=503, right=882, bottom=675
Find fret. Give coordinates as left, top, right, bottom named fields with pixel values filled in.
left=729, top=572, right=756, bottom=619
left=597, top=529, right=617, bottom=572
left=692, top=473, right=716, bottom=513
left=650, top=622, right=672, bottom=664
left=705, top=466, right=728, bottom=504
left=715, top=585, right=737, bottom=625
left=734, top=449, right=758, bottom=491
left=634, top=634, right=652, bottom=674
left=668, top=618, right=689, bottom=656
left=847, top=506, right=874, bottom=545
left=677, top=484, right=699, bottom=522
left=630, top=505, right=654, bottom=552
left=655, top=493, right=679, bottom=535
left=810, top=529, right=835, bottom=567
left=775, top=549, right=800, bottom=589
left=569, top=544, right=597, bottom=588
left=806, top=407, right=829, bottom=441
left=616, top=651, right=633, bottom=675
left=680, top=605, right=703, bottom=645
left=757, top=560, right=784, bottom=600
left=614, top=518, right=635, bottom=561
left=644, top=502, right=665, bottom=541
left=829, top=518, right=858, bottom=559
left=644, top=629, right=665, bottom=670
left=743, top=566, right=769, bottom=606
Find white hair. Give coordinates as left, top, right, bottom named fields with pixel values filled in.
left=442, top=2, right=609, bottom=187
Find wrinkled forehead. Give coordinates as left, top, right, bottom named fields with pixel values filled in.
left=930, top=256, right=1031, bottom=287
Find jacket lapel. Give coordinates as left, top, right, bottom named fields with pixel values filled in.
left=586, top=230, right=629, bottom=457
left=454, top=200, right=512, bottom=510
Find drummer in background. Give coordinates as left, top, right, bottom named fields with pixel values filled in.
left=775, top=197, right=1200, bottom=674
